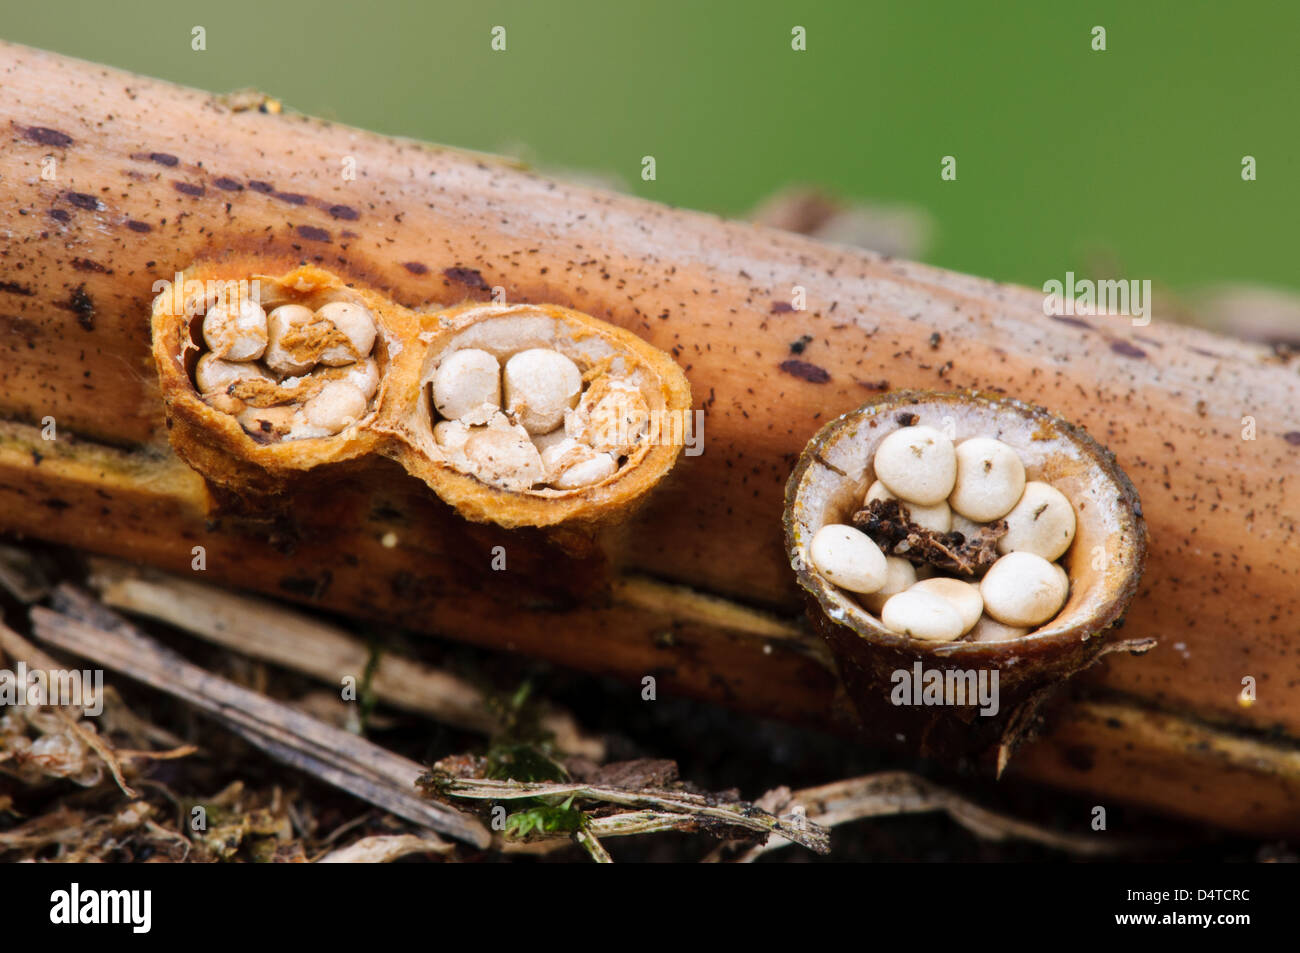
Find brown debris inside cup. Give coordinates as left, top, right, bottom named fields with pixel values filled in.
left=851, top=497, right=1006, bottom=577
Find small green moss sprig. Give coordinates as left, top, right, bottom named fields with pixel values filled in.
left=502, top=795, right=587, bottom=839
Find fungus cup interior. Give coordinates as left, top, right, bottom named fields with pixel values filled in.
left=408, top=303, right=676, bottom=498
left=153, top=265, right=692, bottom=530
left=151, top=263, right=400, bottom=493
left=185, top=272, right=392, bottom=444
left=786, top=391, right=1146, bottom=658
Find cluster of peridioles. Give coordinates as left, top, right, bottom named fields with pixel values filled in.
left=811, top=425, right=1076, bottom=643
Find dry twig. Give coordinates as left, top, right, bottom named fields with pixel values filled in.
left=711, top=771, right=1152, bottom=862
left=315, top=833, right=452, bottom=863
left=88, top=559, right=604, bottom=759
left=422, top=774, right=830, bottom=855
left=30, top=586, right=490, bottom=848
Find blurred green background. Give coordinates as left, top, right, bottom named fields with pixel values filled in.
left=3, top=0, right=1297, bottom=297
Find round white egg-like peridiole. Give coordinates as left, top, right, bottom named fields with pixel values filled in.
left=537, top=438, right=617, bottom=488
left=998, top=481, right=1077, bottom=561
left=462, top=422, right=546, bottom=488
left=263, top=304, right=317, bottom=377
left=316, top=301, right=377, bottom=365
left=980, top=551, right=1069, bottom=627
left=968, top=615, right=1031, bottom=643
left=910, top=577, right=983, bottom=634
left=880, top=590, right=965, bottom=642
left=872, top=425, right=956, bottom=506
left=341, top=358, right=380, bottom=402
left=531, top=427, right=572, bottom=455
left=861, top=556, right=918, bottom=613
left=1051, top=560, right=1070, bottom=598
left=809, top=524, right=888, bottom=594
left=554, top=453, right=617, bottom=489
left=203, top=297, right=268, bottom=362
left=434, top=420, right=472, bottom=452
left=195, top=353, right=270, bottom=393
left=303, top=381, right=368, bottom=433
left=503, top=348, right=583, bottom=434
left=949, top=437, right=1026, bottom=521
left=433, top=349, right=502, bottom=422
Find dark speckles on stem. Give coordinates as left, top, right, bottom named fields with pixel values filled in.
left=24, top=126, right=73, bottom=148
left=71, top=258, right=111, bottom=274
left=213, top=177, right=244, bottom=191
left=273, top=191, right=308, bottom=205
left=1110, top=340, right=1147, bottom=360
left=296, top=224, right=331, bottom=243
left=148, top=152, right=179, bottom=167
left=48, top=208, right=70, bottom=223
left=1062, top=745, right=1095, bottom=772
left=248, top=180, right=274, bottom=194
left=403, top=261, right=429, bottom=275
left=126, top=220, right=152, bottom=233
left=854, top=377, right=890, bottom=391
left=779, top=359, right=830, bottom=383
left=66, top=192, right=102, bottom=211
left=1284, top=432, right=1300, bottom=447
left=57, top=284, right=96, bottom=331
left=327, top=204, right=359, bottom=221
left=279, top=572, right=332, bottom=599
left=1051, top=314, right=1093, bottom=331
left=0, top=281, right=35, bottom=297
left=443, top=266, right=489, bottom=290
left=1, top=315, right=39, bottom=347
left=770, top=301, right=794, bottom=314
left=173, top=181, right=204, bottom=198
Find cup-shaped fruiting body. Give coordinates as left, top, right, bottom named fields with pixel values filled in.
left=376, top=302, right=693, bottom=529
left=153, top=263, right=692, bottom=534
left=151, top=260, right=395, bottom=494
left=784, top=390, right=1147, bottom=763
